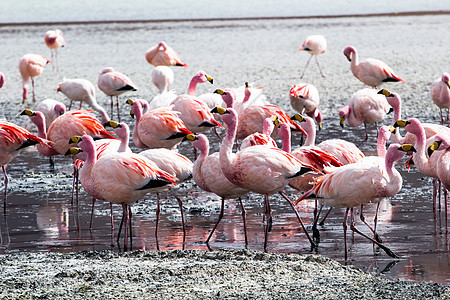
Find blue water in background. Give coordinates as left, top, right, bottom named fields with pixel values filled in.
left=1, top=0, right=449, bottom=24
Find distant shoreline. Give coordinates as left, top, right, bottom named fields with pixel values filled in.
left=0, top=10, right=448, bottom=27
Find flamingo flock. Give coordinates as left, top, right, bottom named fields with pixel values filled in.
left=0, top=29, right=449, bottom=261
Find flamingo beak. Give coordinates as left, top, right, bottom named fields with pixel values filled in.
left=339, top=117, right=345, bottom=128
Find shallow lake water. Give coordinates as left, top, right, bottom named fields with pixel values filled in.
left=0, top=119, right=448, bottom=285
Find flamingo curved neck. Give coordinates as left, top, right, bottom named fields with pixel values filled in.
left=350, top=50, right=359, bottom=70
left=384, top=151, right=401, bottom=194
left=345, top=106, right=363, bottom=127
left=279, top=124, right=291, bottom=153
left=411, top=125, right=431, bottom=175
left=132, top=105, right=146, bottom=148
left=303, top=119, right=316, bottom=146
left=219, top=111, right=238, bottom=183
left=187, top=78, right=199, bottom=96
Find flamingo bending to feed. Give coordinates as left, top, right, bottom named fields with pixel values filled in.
left=65, top=135, right=177, bottom=250
left=289, top=83, right=323, bottom=130
left=57, top=78, right=110, bottom=123
left=213, top=106, right=317, bottom=251
left=98, top=67, right=137, bottom=122
left=19, top=54, right=51, bottom=104
left=127, top=99, right=193, bottom=149
left=299, top=35, right=327, bottom=78
left=295, top=144, right=414, bottom=260
left=240, top=116, right=278, bottom=150
left=339, top=88, right=390, bottom=143
left=0, top=72, right=5, bottom=88
left=1, top=121, right=49, bottom=211
left=145, top=41, right=187, bottom=67
left=44, top=29, right=65, bottom=71
left=36, top=99, right=66, bottom=130
left=430, top=72, right=450, bottom=126
left=188, top=134, right=249, bottom=244
left=343, top=46, right=404, bottom=88
left=152, top=66, right=174, bottom=93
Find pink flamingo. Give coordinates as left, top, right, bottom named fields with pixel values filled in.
left=145, top=41, right=188, bottom=67
left=127, top=99, right=193, bottom=149
left=339, top=88, right=390, bottom=143
left=65, top=135, right=176, bottom=250
left=189, top=134, right=249, bottom=244
left=240, top=116, right=278, bottom=150
left=213, top=106, right=317, bottom=251
left=0, top=121, right=49, bottom=212
left=299, top=35, right=327, bottom=78
left=0, top=72, right=5, bottom=88
left=19, top=54, right=51, bottom=104
left=98, top=67, right=137, bottom=122
left=44, top=29, right=65, bottom=71
left=343, top=46, right=404, bottom=88
left=295, top=143, right=414, bottom=260
left=289, top=83, right=323, bottom=130
left=152, top=66, right=174, bottom=93
left=57, top=78, right=110, bottom=124
left=392, top=118, right=450, bottom=220
left=430, top=72, right=450, bottom=126
left=36, top=99, right=66, bottom=130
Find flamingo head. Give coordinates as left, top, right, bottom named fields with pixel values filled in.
left=214, top=88, right=236, bottom=108
left=100, top=67, right=115, bottom=75
left=194, top=70, right=213, bottom=84
left=343, top=46, right=356, bottom=62
left=442, top=72, right=450, bottom=88
left=21, top=109, right=45, bottom=129
left=54, top=102, right=66, bottom=116
left=427, top=134, right=450, bottom=157
left=338, top=106, right=350, bottom=128
left=56, top=82, right=63, bottom=93
left=388, top=144, right=416, bottom=162
left=391, top=118, right=421, bottom=135
left=158, top=41, right=168, bottom=50
left=188, top=134, right=210, bottom=153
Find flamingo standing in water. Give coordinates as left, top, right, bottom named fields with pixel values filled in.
left=98, top=67, right=137, bottom=122
left=430, top=72, right=450, bottom=126
left=127, top=99, right=193, bottom=150
left=145, top=41, right=188, bottom=67
left=189, top=134, right=249, bottom=244
left=1, top=121, right=49, bottom=212
left=343, top=46, right=404, bottom=88
left=213, top=106, right=317, bottom=251
left=289, top=83, right=323, bottom=130
left=299, top=35, right=327, bottom=78
left=57, top=78, right=110, bottom=124
left=19, top=54, right=51, bottom=104
left=295, top=143, right=414, bottom=260
left=65, top=135, right=176, bottom=251
left=339, top=88, right=390, bottom=143
left=44, top=29, right=65, bottom=71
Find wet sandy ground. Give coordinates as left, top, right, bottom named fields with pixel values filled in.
left=0, top=13, right=450, bottom=296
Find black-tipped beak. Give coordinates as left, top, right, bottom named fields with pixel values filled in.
left=387, top=107, right=394, bottom=115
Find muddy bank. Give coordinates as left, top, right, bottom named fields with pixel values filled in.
left=0, top=249, right=448, bottom=299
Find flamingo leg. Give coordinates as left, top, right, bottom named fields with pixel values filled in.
left=155, top=193, right=160, bottom=251
left=373, top=202, right=381, bottom=243
left=68, top=100, right=73, bottom=111
left=173, top=193, right=186, bottom=247
left=238, top=197, right=248, bottom=246
left=263, top=194, right=272, bottom=252
left=49, top=156, right=55, bottom=169
left=122, top=203, right=129, bottom=251
left=433, top=178, right=438, bottom=219
left=89, top=197, right=96, bottom=231
left=343, top=208, right=350, bottom=261
left=55, top=49, right=59, bottom=71
left=206, top=197, right=225, bottom=244
left=2, top=166, right=8, bottom=215
left=319, top=207, right=333, bottom=226
left=116, top=96, right=121, bottom=123
left=50, top=50, right=55, bottom=71
left=110, top=96, right=114, bottom=118
left=110, top=203, right=114, bottom=247
left=359, top=204, right=382, bottom=243
left=117, top=210, right=124, bottom=245
left=31, top=77, right=35, bottom=102
left=300, top=55, right=313, bottom=79
left=440, top=109, right=445, bottom=126
left=349, top=207, right=398, bottom=258
left=314, top=55, right=325, bottom=77
left=311, top=204, right=323, bottom=243
left=128, top=205, right=133, bottom=250
left=280, top=191, right=316, bottom=248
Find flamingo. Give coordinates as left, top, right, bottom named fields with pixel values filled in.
left=343, top=46, right=404, bottom=88
left=137, top=147, right=193, bottom=248
left=57, top=78, right=110, bottom=123
left=44, top=29, right=65, bottom=71
left=430, top=72, right=450, bottom=126
left=0, top=72, right=5, bottom=88
left=295, top=143, right=414, bottom=260
left=289, top=83, right=323, bottom=130
left=36, top=99, right=66, bottom=130
left=299, top=35, right=327, bottom=78
left=213, top=106, right=317, bottom=251
left=339, top=88, right=390, bottom=143
left=152, top=66, right=174, bottom=93
left=145, top=41, right=188, bottom=67
left=392, top=118, right=450, bottom=219
left=240, top=116, right=278, bottom=150
left=188, top=134, right=249, bottom=244
left=97, top=67, right=137, bottom=122
left=65, top=135, right=177, bottom=250
left=0, top=121, right=49, bottom=212
left=19, top=54, right=51, bottom=104
left=127, top=99, right=192, bottom=149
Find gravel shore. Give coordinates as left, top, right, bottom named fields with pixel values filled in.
left=0, top=249, right=448, bottom=299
